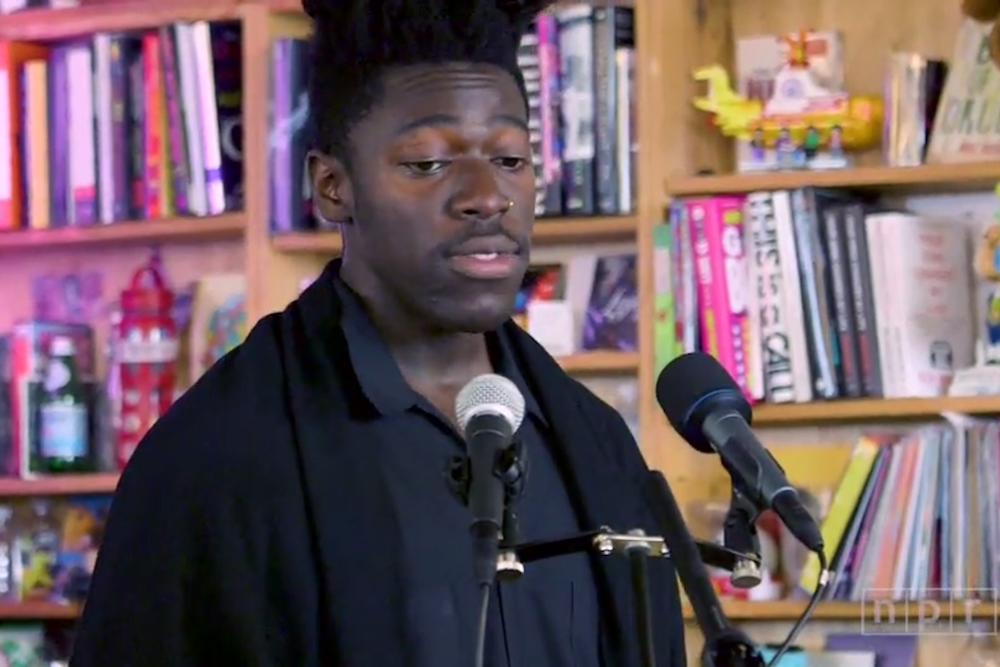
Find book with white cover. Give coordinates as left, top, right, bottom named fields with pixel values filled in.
left=865, top=211, right=975, bottom=397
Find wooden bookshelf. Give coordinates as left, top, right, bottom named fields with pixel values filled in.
left=0, top=601, right=80, bottom=620
left=532, top=216, right=639, bottom=244
left=682, top=599, right=999, bottom=622
left=752, top=395, right=1000, bottom=426
left=0, top=214, right=245, bottom=252
left=558, top=351, right=639, bottom=374
left=0, top=1, right=992, bottom=659
left=0, top=1, right=240, bottom=41
left=667, top=162, right=1000, bottom=197
left=271, top=216, right=638, bottom=254
left=0, top=474, right=120, bottom=497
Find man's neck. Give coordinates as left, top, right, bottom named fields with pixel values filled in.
left=340, top=275, right=492, bottom=385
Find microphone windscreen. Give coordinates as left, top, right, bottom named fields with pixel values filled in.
left=655, top=352, right=749, bottom=452
left=455, top=373, right=526, bottom=435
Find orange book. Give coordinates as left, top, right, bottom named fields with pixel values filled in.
left=0, top=41, right=49, bottom=230
left=142, top=32, right=173, bottom=219
left=22, top=59, right=49, bottom=229
left=872, top=440, right=919, bottom=589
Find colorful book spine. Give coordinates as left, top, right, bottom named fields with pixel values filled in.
left=686, top=195, right=752, bottom=396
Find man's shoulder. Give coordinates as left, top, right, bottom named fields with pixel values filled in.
left=170, top=312, right=286, bottom=421
left=121, top=313, right=297, bottom=494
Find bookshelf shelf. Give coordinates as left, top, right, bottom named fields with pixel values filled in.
left=0, top=1, right=241, bottom=41
left=752, top=395, right=1000, bottom=426
left=532, top=216, right=639, bottom=244
left=682, top=599, right=999, bottom=622
left=0, top=601, right=80, bottom=620
left=558, top=351, right=639, bottom=374
left=270, top=216, right=638, bottom=254
left=0, top=214, right=245, bottom=253
left=0, top=474, right=120, bottom=497
left=265, top=0, right=304, bottom=11
left=270, top=231, right=343, bottom=254
left=666, top=162, right=1000, bottom=197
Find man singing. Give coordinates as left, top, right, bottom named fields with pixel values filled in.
left=71, top=0, right=686, bottom=664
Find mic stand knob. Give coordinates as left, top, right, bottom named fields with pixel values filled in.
left=723, top=487, right=762, bottom=589
left=496, top=506, right=524, bottom=582
left=496, top=442, right=528, bottom=583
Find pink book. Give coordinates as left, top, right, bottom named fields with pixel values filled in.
left=685, top=196, right=751, bottom=396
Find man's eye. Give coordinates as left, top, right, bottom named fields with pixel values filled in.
left=493, top=157, right=528, bottom=171
left=402, top=160, right=448, bottom=175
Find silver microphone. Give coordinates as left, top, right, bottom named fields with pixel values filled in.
left=455, top=374, right=526, bottom=586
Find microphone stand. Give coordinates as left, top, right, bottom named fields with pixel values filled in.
left=510, top=528, right=762, bottom=667
left=450, top=450, right=767, bottom=667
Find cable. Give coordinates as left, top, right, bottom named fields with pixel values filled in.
left=473, top=582, right=491, bottom=667
left=766, top=551, right=830, bottom=667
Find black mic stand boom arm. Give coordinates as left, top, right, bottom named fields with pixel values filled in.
left=504, top=528, right=765, bottom=667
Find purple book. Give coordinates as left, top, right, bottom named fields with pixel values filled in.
left=47, top=46, right=70, bottom=227
left=159, top=25, right=190, bottom=215
left=824, top=633, right=917, bottom=667
left=582, top=253, right=638, bottom=352
left=210, top=21, right=244, bottom=212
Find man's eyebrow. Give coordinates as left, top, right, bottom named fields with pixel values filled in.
left=393, top=113, right=529, bottom=136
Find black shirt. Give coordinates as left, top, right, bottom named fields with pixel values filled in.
left=335, top=279, right=602, bottom=667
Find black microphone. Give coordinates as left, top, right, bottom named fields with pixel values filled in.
left=455, top=373, right=527, bottom=587
left=655, top=352, right=824, bottom=554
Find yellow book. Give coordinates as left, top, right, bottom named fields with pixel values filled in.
left=797, top=436, right=881, bottom=594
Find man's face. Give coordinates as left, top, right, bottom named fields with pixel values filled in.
left=310, top=62, right=536, bottom=334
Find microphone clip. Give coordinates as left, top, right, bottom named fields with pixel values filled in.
left=445, top=440, right=529, bottom=582
left=723, top=486, right=763, bottom=589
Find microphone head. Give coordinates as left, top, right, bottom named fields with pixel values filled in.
left=655, top=352, right=752, bottom=453
left=455, top=373, right=526, bottom=435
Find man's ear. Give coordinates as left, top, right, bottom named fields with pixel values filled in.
left=308, top=150, right=354, bottom=224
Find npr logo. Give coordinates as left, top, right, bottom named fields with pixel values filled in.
left=861, top=589, right=998, bottom=635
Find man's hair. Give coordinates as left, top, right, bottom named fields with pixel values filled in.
left=301, top=0, right=552, bottom=164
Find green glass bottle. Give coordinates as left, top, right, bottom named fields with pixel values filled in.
left=37, top=336, right=91, bottom=474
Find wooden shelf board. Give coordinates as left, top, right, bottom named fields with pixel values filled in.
left=271, top=229, right=342, bottom=254
left=532, top=216, right=638, bottom=244
left=667, top=163, right=1000, bottom=197
left=0, top=474, right=119, bottom=497
left=0, top=601, right=80, bottom=620
left=683, top=599, right=998, bottom=622
left=272, top=216, right=638, bottom=254
left=752, top=395, right=1000, bottom=426
left=0, top=214, right=245, bottom=252
left=267, top=0, right=305, bottom=12
left=558, top=351, right=639, bottom=374
left=0, top=1, right=241, bottom=41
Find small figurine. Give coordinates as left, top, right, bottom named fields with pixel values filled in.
left=749, top=128, right=766, bottom=162
left=803, top=126, right=820, bottom=158
left=829, top=124, right=844, bottom=157
left=691, top=30, right=882, bottom=174
left=775, top=127, right=796, bottom=167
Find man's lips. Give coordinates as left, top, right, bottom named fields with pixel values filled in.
left=447, top=234, right=520, bottom=257
left=447, top=252, right=520, bottom=280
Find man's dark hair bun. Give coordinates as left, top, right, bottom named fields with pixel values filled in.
left=306, top=0, right=555, bottom=164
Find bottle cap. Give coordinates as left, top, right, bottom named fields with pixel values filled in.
left=50, top=336, right=75, bottom=357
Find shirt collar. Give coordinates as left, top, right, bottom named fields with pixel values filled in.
left=334, top=278, right=545, bottom=424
